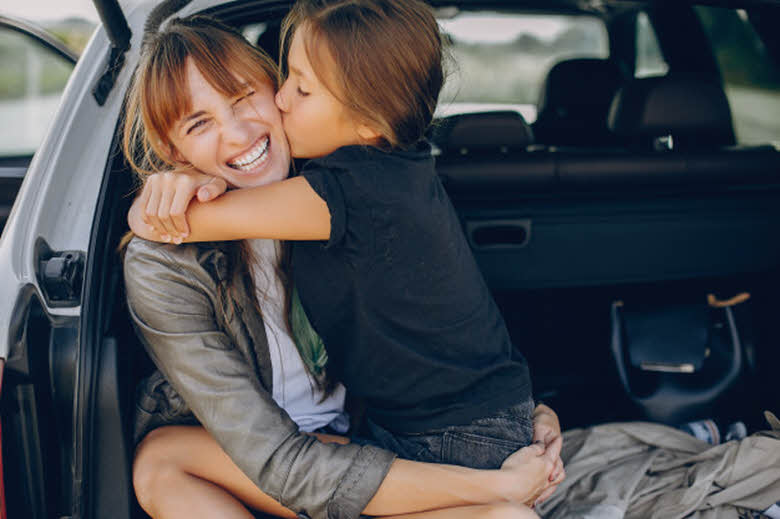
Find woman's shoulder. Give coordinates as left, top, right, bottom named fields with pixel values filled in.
left=124, top=237, right=223, bottom=288
left=125, top=236, right=201, bottom=268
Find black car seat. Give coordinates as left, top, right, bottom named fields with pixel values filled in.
left=533, top=58, right=624, bottom=147
left=608, top=75, right=736, bottom=151
left=431, top=110, right=535, bottom=156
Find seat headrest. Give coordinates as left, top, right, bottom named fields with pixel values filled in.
left=538, top=58, right=623, bottom=117
left=534, top=58, right=623, bottom=146
left=432, top=111, right=534, bottom=155
left=608, top=77, right=735, bottom=149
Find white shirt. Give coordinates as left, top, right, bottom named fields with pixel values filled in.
left=247, top=239, right=348, bottom=433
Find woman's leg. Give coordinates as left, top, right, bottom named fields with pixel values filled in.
left=133, top=425, right=297, bottom=519
left=383, top=503, right=539, bottom=519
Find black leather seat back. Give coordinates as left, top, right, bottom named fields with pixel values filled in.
left=608, top=76, right=736, bottom=150
left=533, top=58, right=624, bottom=147
left=431, top=111, right=534, bottom=156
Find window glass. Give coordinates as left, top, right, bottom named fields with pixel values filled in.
left=0, top=27, right=74, bottom=157
left=695, top=6, right=780, bottom=146
left=635, top=12, right=669, bottom=78
left=437, top=12, right=609, bottom=123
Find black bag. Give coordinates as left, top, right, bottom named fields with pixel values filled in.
left=610, top=293, right=749, bottom=423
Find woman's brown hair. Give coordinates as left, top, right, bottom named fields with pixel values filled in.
left=280, top=0, right=444, bottom=150
left=120, top=16, right=334, bottom=391
left=122, top=15, right=278, bottom=178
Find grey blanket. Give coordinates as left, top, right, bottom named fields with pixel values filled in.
left=537, top=412, right=780, bottom=519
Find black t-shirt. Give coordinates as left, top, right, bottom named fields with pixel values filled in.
left=292, top=142, right=531, bottom=433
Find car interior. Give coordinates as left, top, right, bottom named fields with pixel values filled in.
left=2, top=1, right=779, bottom=518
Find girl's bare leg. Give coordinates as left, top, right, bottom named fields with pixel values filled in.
left=384, top=503, right=539, bottom=519
left=133, top=425, right=297, bottom=519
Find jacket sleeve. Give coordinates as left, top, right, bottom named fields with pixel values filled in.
left=123, top=239, right=395, bottom=519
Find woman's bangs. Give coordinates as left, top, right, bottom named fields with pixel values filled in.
left=191, top=37, right=273, bottom=99
left=144, top=50, right=191, bottom=142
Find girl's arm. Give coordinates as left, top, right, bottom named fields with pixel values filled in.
left=129, top=176, right=331, bottom=242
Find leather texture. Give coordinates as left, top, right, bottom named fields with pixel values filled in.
left=124, top=238, right=395, bottom=519
left=534, top=58, right=624, bottom=147
left=432, top=111, right=534, bottom=155
left=608, top=76, right=736, bottom=149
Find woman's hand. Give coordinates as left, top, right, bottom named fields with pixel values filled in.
left=499, top=443, right=556, bottom=506
left=531, top=404, right=565, bottom=504
left=130, top=169, right=227, bottom=243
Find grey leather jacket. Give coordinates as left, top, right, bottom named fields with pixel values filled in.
left=124, top=238, right=395, bottom=519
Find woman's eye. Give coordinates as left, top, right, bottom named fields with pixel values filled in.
left=235, top=90, right=256, bottom=104
left=186, top=120, right=207, bottom=134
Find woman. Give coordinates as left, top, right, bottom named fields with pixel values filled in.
left=123, top=16, right=563, bottom=519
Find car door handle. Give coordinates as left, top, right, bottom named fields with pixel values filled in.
left=466, top=219, right=531, bottom=249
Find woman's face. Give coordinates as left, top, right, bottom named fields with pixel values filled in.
left=168, top=58, right=291, bottom=189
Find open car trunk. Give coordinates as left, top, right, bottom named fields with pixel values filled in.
left=2, top=1, right=776, bottom=518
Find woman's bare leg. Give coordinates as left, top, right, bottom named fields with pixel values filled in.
left=383, top=503, right=539, bottom=519
left=133, top=425, right=297, bottom=519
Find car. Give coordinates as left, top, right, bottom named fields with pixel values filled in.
left=0, top=0, right=778, bottom=518
left=0, top=14, right=79, bottom=232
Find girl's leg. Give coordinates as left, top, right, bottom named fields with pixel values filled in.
left=133, top=425, right=297, bottom=519
left=383, top=503, right=539, bottom=519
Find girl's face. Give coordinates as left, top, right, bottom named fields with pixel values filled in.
left=168, top=58, right=291, bottom=188
left=275, top=25, right=378, bottom=158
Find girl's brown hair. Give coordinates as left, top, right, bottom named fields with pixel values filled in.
left=280, top=0, right=444, bottom=150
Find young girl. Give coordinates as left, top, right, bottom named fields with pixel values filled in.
left=124, top=14, right=561, bottom=519
left=132, top=0, right=555, bottom=486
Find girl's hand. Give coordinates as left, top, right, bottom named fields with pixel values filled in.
left=499, top=443, right=556, bottom=506
left=531, top=404, right=565, bottom=504
left=133, top=169, right=227, bottom=243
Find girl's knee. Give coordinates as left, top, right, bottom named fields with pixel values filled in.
left=484, top=503, right=540, bottom=519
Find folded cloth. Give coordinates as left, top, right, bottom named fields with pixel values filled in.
left=537, top=412, right=780, bottom=519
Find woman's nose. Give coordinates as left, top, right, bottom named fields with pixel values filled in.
left=222, top=114, right=252, bottom=146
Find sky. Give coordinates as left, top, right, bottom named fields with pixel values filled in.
left=3, top=0, right=111, bottom=23
left=3, top=1, right=574, bottom=44
left=441, top=14, right=570, bottom=44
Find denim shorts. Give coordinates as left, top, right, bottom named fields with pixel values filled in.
left=357, top=398, right=535, bottom=470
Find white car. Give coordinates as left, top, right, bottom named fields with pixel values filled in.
left=0, top=0, right=778, bottom=517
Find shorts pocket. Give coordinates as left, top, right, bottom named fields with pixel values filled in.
left=442, top=430, right=524, bottom=469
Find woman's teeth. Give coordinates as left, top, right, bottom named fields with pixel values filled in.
left=229, top=137, right=270, bottom=172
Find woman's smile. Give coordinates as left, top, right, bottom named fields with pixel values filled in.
left=227, top=135, right=271, bottom=173
left=171, top=58, right=291, bottom=189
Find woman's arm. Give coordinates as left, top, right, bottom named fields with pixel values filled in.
left=365, top=444, right=554, bottom=516
left=129, top=176, right=331, bottom=242
left=124, top=239, right=384, bottom=519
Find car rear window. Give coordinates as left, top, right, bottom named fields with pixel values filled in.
left=694, top=6, right=780, bottom=147
left=436, top=10, right=609, bottom=123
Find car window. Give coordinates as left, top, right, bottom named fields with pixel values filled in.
left=694, top=6, right=780, bottom=146
left=436, top=11, right=609, bottom=123
left=635, top=11, right=669, bottom=79
left=0, top=26, right=74, bottom=159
